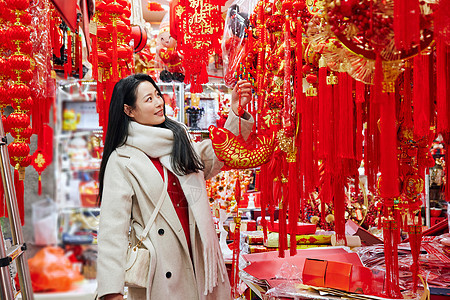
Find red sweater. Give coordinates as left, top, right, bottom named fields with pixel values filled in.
left=150, top=157, right=191, bottom=251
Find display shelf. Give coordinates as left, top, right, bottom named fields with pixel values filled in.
left=17, top=280, right=97, bottom=300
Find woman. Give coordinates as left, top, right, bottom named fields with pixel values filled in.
left=96, top=74, right=254, bottom=300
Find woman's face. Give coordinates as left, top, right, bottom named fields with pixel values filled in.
left=124, top=81, right=165, bottom=126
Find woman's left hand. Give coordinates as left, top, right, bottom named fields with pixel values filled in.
left=231, top=80, right=253, bottom=117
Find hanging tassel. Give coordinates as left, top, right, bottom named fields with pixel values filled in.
left=65, top=30, right=72, bottom=79
left=337, top=72, right=354, bottom=159
left=383, top=218, right=393, bottom=297
left=394, top=0, right=420, bottom=50
left=111, top=20, right=119, bottom=82
left=283, top=16, right=292, bottom=130
left=260, top=164, right=269, bottom=243
left=355, top=83, right=364, bottom=162
left=373, top=53, right=383, bottom=103
left=91, top=29, right=98, bottom=81
left=435, top=13, right=449, bottom=134
left=79, top=32, right=83, bottom=79
left=318, top=56, right=328, bottom=158
left=333, top=178, right=347, bottom=245
left=38, top=174, right=42, bottom=195
left=391, top=211, right=402, bottom=298
left=235, top=176, right=241, bottom=207
left=288, top=160, right=299, bottom=256
left=413, top=54, right=430, bottom=138
left=14, top=169, right=25, bottom=226
left=380, top=90, right=399, bottom=198
left=231, top=214, right=241, bottom=297
left=278, top=168, right=287, bottom=258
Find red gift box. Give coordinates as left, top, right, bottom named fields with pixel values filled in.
left=325, top=261, right=352, bottom=291
left=302, top=258, right=328, bottom=287
left=349, top=265, right=373, bottom=294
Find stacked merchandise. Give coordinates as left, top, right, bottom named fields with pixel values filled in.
left=241, top=230, right=333, bottom=254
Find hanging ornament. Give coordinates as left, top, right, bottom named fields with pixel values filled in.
left=209, top=126, right=275, bottom=169
left=92, top=0, right=132, bottom=138
left=171, top=0, right=226, bottom=92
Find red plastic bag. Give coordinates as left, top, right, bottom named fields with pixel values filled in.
left=28, top=246, right=84, bottom=292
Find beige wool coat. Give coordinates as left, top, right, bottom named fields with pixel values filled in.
left=97, top=111, right=254, bottom=300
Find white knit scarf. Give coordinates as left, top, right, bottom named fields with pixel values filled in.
left=126, top=121, right=227, bottom=296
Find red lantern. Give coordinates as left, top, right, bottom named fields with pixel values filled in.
left=8, top=142, right=30, bottom=161
left=7, top=112, right=30, bottom=129
left=130, top=25, right=147, bottom=53
left=5, top=0, right=30, bottom=10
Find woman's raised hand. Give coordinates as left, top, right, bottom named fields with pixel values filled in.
left=231, top=80, right=253, bottom=117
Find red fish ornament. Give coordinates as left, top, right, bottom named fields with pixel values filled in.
left=209, top=126, right=275, bottom=169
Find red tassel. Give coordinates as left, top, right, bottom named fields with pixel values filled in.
left=38, top=174, right=42, bottom=195
left=435, top=5, right=450, bottom=134
left=355, top=102, right=363, bottom=162
left=65, top=30, right=72, bottom=79
left=373, top=53, right=383, bottom=103
left=413, top=54, right=430, bottom=138
left=288, top=160, right=299, bottom=256
left=383, top=218, right=392, bottom=297
left=79, top=32, right=83, bottom=79
left=318, top=58, right=328, bottom=158
left=260, top=164, right=269, bottom=243
left=235, top=177, right=241, bottom=206
left=112, top=22, right=119, bottom=82
left=337, top=72, right=354, bottom=159
left=283, top=18, right=292, bottom=129
left=380, top=91, right=399, bottom=198
left=231, top=216, right=241, bottom=297
left=333, top=179, right=346, bottom=244
left=295, top=19, right=304, bottom=115
left=91, top=34, right=98, bottom=81
left=394, top=0, right=420, bottom=50
left=14, top=170, right=25, bottom=226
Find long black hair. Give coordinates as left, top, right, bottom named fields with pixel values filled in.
left=97, top=74, right=204, bottom=204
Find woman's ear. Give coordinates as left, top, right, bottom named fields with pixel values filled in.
left=124, top=104, right=134, bottom=118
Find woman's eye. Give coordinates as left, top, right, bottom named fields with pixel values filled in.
left=147, top=97, right=152, bottom=102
